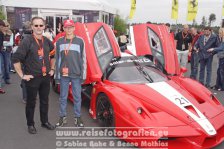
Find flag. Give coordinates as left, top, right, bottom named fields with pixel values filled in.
left=222, top=0, right=224, bottom=17
left=129, top=0, right=136, bottom=19
left=187, top=0, right=198, bottom=21
left=171, top=0, right=178, bottom=19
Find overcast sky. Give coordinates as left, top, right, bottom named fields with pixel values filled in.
left=105, top=0, right=223, bottom=26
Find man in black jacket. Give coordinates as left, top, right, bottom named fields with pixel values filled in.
left=12, top=17, right=55, bottom=134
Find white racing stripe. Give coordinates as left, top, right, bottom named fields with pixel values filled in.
left=146, top=82, right=216, bottom=136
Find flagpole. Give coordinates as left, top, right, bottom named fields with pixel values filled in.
left=221, top=0, right=224, bottom=27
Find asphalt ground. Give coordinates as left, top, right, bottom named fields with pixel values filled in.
left=0, top=57, right=223, bottom=149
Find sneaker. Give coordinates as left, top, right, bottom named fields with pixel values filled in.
left=211, top=86, right=218, bottom=90
left=0, top=88, right=5, bottom=94
left=5, top=80, right=10, bottom=84
left=74, top=117, right=84, bottom=127
left=22, top=98, right=27, bottom=104
left=218, top=88, right=224, bottom=91
left=10, top=69, right=16, bottom=73
left=28, top=125, right=37, bottom=134
left=55, top=116, right=67, bottom=127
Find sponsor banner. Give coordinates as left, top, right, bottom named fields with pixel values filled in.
left=129, top=0, right=136, bottom=19
left=187, top=0, right=198, bottom=21
left=171, top=0, right=178, bottom=20
left=222, top=0, right=224, bottom=17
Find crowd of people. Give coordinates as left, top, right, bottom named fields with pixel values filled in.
left=0, top=20, right=14, bottom=94
left=0, top=16, right=224, bottom=135
left=174, top=25, right=224, bottom=91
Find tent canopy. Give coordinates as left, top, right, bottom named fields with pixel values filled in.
left=1, top=0, right=117, bottom=14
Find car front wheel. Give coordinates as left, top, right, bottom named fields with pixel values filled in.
left=96, top=94, right=115, bottom=127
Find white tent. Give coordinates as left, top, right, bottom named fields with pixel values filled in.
left=1, top=0, right=117, bottom=14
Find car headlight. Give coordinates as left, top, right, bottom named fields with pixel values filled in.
left=137, top=107, right=143, bottom=114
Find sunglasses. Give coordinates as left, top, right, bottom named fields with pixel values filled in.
left=34, top=24, right=44, bottom=27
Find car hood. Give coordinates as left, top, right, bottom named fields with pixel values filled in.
left=110, top=80, right=221, bottom=136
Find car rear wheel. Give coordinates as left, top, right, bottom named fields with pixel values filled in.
left=96, top=94, right=115, bottom=127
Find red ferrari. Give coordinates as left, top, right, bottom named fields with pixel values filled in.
left=52, top=22, right=224, bottom=149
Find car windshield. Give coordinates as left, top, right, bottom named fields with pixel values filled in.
left=107, top=57, right=167, bottom=84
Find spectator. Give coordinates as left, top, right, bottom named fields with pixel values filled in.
left=165, top=23, right=176, bottom=49
left=189, top=27, right=201, bottom=80
left=55, top=19, right=86, bottom=127
left=175, top=24, right=192, bottom=68
left=0, top=19, right=5, bottom=94
left=14, top=29, right=22, bottom=46
left=20, top=21, right=33, bottom=104
left=56, top=22, right=63, bottom=35
left=208, top=28, right=224, bottom=91
left=12, top=16, right=55, bottom=134
left=195, top=26, right=219, bottom=87
left=43, top=25, right=55, bottom=41
left=118, top=32, right=128, bottom=52
left=1, top=21, right=13, bottom=84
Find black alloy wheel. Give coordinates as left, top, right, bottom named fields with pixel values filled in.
left=96, top=94, right=115, bottom=127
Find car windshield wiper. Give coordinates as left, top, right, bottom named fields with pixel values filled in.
left=103, top=56, right=121, bottom=80
left=133, top=62, right=154, bottom=83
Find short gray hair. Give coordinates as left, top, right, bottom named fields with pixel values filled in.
left=23, top=21, right=31, bottom=30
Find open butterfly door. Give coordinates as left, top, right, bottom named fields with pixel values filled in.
left=74, top=22, right=121, bottom=84
left=131, top=24, right=180, bottom=75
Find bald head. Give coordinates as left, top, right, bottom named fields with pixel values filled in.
left=190, top=27, right=197, bottom=36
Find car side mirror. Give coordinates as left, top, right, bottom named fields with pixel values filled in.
left=180, top=67, right=187, bottom=76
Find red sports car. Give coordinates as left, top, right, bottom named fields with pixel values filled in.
left=52, top=22, right=224, bottom=149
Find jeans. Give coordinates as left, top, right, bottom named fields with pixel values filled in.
left=25, top=75, right=50, bottom=126
left=0, top=53, right=3, bottom=88
left=215, top=58, right=224, bottom=89
left=59, top=76, right=82, bottom=117
left=199, top=56, right=213, bottom=86
left=176, top=50, right=188, bottom=68
left=190, top=52, right=199, bottom=80
left=0, top=50, right=11, bottom=82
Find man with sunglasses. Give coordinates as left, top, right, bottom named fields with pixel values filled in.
left=12, top=17, right=55, bottom=134
left=55, top=19, right=86, bottom=127
left=175, top=24, right=192, bottom=68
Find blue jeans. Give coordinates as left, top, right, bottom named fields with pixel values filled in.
left=59, top=76, right=82, bottom=117
left=215, top=58, right=224, bottom=89
left=199, top=56, right=213, bottom=86
left=0, top=50, right=11, bottom=82
left=0, top=53, right=3, bottom=88
left=190, top=52, right=199, bottom=80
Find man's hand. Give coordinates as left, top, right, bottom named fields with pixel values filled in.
left=49, top=70, right=54, bottom=76
left=22, top=75, right=34, bottom=81
left=193, top=47, right=199, bottom=53
left=207, top=48, right=214, bottom=52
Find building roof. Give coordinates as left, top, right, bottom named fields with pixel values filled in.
left=1, top=0, right=117, bottom=14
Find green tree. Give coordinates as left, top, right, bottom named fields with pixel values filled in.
left=192, top=19, right=197, bottom=26
left=208, top=13, right=216, bottom=26
left=0, top=9, right=5, bottom=20
left=114, top=15, right=127, bottom=36
left=201, top=16, right=207, bottom=27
